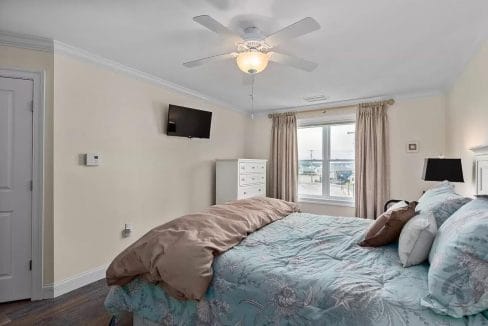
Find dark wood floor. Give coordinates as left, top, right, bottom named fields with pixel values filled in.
left=0, top=279, right=131, bottom=326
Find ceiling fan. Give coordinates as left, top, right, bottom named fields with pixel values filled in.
left=183, top=15, right=321, bottom=74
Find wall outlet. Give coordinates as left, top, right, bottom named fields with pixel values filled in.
left=122, top=223, right=133, bottom=238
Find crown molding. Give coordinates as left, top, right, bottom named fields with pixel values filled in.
left=256, top=89, right=445, bottom=116
left=53, top=41, right=245, bottom=114
left=0, top=30, right=245, bottom=114
left=0, top=30, right=53, bottom=52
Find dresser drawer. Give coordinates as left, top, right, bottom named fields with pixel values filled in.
left=239, top=161, right=266, bottom=174
left=238, top=174, right=247, bottom=186
left=246, top=174, right=260, bottom=184
left=247, top=163, right=259, bottom=173
left=239, top=162, right=257, bottom=173
left=239, top=162, right=248, bottom=173
left=239, top=173, right=265, bottom=186
left=241, top=162, right=257, bottom=173
left=239, top=185, right=265, bottom=199
left=255, top=162, right=266, bottom=173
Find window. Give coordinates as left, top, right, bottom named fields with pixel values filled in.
left=297, top=122, right=355, bottom=204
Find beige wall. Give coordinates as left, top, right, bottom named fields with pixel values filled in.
left=246, top=95, right=447, bottom=216
left=52, top=54, right=247, bottom=281
left=446, top=40, right=488, bottom=196
left=389, top=95, right=446, bottom=200
left=0, top=45, right=54, bottom=285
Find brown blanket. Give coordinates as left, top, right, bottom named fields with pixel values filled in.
left=106, top=197, right=299, bottom=300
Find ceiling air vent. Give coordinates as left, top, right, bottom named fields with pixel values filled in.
left=303, top=95, right=328, bottom=103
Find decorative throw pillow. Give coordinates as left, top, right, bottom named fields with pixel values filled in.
left=421, top=198, right=488, bottom=317
left=429, top=197, right=471, bottom=227
left=416, top=181, right=462, bottom=213
left=359, top=202, right=417, bottom=247
left=398, top=212, right=437, bottom=267
left=387, top=200, right=408, bottom=211
left=429, top=197, right=485, bottom=263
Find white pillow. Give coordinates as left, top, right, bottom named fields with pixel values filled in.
left=387, top=200, right=408, bottom=212
left=398, top=212, right=437, bottom=267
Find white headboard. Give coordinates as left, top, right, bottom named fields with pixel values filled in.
left=472, top=145, right=488, bottom=195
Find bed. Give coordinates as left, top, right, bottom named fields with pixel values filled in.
left=105, top=212, right=488, bottom=325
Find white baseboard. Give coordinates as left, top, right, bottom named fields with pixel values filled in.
left=40, top=285, right=54, bottom=299
left=52, top=263, right=109, bottom=297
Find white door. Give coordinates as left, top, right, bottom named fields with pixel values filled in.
left=0, top=76, right=33, bottom=302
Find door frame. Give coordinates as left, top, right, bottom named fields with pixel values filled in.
left=0, top=68, right=45, bottom=300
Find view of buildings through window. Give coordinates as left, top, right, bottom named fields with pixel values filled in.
left=297, top=122, right=355, bottom=200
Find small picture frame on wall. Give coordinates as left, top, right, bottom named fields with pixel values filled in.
left=406, top=141, right=419, bottom=153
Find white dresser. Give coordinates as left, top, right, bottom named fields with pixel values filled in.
left=216, top=159, right=267, bottom=204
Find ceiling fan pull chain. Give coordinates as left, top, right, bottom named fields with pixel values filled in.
left=250, top=75, right=255, bottom=120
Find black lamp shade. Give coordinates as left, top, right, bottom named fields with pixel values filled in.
left=422, top=158, right=464, bottom=182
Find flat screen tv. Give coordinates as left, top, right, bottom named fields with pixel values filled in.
left=166, top=105, right=212, bottom=139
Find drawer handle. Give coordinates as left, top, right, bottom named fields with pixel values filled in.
left=243, top=192, right=247, bottom=195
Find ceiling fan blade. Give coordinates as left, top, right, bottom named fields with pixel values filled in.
left=193, top=15, right=242, bottom=40
left=183, top=52, right=237, bottom=68
left=265, top=17, right=320, bottom=47
left=269, top=52, right=318, bottom=72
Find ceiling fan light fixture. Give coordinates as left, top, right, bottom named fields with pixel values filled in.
left=236, top=50, right=269, bottom=74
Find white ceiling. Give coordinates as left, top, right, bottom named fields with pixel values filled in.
left=1, top=0, right=487, bottom=112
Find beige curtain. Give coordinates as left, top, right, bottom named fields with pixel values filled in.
left=270, top=113, right=298, bottom=202
left=355, top=103, right=390, bottom=219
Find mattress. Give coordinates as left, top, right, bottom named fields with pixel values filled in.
left=105, top=213, right=488, bottom=325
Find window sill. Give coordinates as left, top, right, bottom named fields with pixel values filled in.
left=298, top=196, right=355, bottom=208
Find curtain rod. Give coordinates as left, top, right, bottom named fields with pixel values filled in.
left=267, top=98, right=395, bottom=118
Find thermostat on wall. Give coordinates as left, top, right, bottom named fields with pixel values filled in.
left=84, top=153, right=101, bottom=166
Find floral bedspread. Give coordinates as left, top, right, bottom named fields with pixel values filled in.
left=105, top=213, right=488, bottom=325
